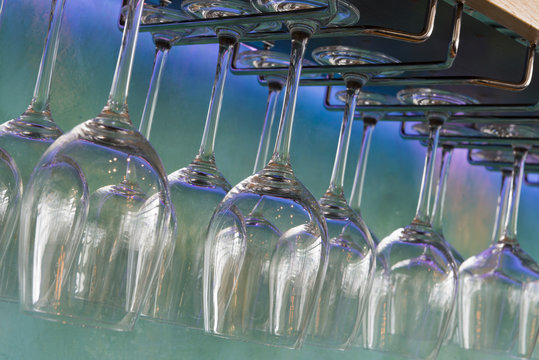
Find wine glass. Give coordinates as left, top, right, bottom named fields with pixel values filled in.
left=330, top=89, right=397, bottom=349
left=430, top=144, right=464, bottom=263
left=237, top=49, right=318, bottom=173
left=426, top=143, right=465, bottom=346
left=307, top=47, right=402, bottom=350
left=333, top=89, right=394, bottom=243
left=0, top=0, right=66, bottom=301
left=203, top=0, right=359, bottom=348
left=366, top=88, right=476, bottom=359
left=115, top=12, right=200, bottom=322
left=237, top=50, right=288, bottom=174
left=19, top=0, right=173, bottom=331
left=458, top=147, right=539, bottom=358
left=142, top=0, right=260, bottom=329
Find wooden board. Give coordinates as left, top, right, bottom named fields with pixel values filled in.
left=465, top=0, right=539, bottom=43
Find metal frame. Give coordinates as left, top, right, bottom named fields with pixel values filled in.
left=467, top=147, right=539, bottom=173
left=399, top=122, right=539, bottom=147
left=138, top=0, right=440, bottom=46
left=229, top=0, right=462, bottom=76
left=259, top=42, right=535, bottom=90
left=136, top=0, right=338, bottom=44
left=321, top=85, right=539, bottom=115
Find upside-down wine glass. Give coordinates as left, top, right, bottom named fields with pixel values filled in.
left=238, top=49, right=321, bottom=173
left=491, top=169, right=511, bottom=245
left=340, top=91, right=393, bottom=350
left=204, top=0, right=359, bottom=348
left=337, top=90, right=393, bottom=242
left=221, top=50, right=289, bottom=331
left=143, top=0, right=260, bottom=329
left=0, top=0, right=66, bottom=301
left=431, top=144, right=464, bottom=263
left=224, top=50, right=321, bottom=334
left=115, top=14, right=197, bottom=321
left=468, top=149, right=539, bottom=357
left=237, top=49, right=287, bottom=174
left=331, top=90, right=397, bottom=349
left=307, top=46, right=403, bottom=350
left=428, top=143, right=464, bottom=346
left=19, top=0, right=174, bottom=331
left=458, top=146, right=539, bottom=358
left=367, top=88, right=476, bottom=359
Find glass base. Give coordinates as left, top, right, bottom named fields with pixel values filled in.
left=182, top=0, right=254, bottom=18
left=208, top=328, right=303, bottom=349
left=252, top=0, right=359, bottom=27
left=312, top=46, right=401, bottom=77
left=476, top=123, right=539, bottom=138
left=397, top=88, right=478, bottom=106
left=22, top=301, right=138, bottom=332
left=140, top=313, right=205, bottom=331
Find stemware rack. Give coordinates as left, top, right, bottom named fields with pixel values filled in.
left=132, top=0, right=539, bottom=175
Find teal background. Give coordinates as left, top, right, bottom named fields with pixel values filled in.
left=0, top=0, right=537, bottom=359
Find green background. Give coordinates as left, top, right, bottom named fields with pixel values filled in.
left=0, top=0, right=537, bottom=359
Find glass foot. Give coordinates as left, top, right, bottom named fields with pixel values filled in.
left=475, top=123, right=539, bottom=138
left=253, top=0, right=359, bottom=27
left=312, top=45, right=401, bottom=77
left=398, top=88, right=478, bottom=106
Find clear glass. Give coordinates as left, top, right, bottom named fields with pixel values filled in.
left=366, top=88, right=476, bottom=360
left=144, top=0, right=258, bottom=329
left=202, top=0, right=362, bottom=348
left=429, top=144, right=464, bottom=347
left=306, top=47, right=403, bottom=350
left=237, top=50, right=288, bottom=174
left=252, top=0, right=360, bottom=29
left=204, top=25, right=329, bottom=348
left=306, top=86, right=375, bottom=350
left=475, top=123, right=539, bottom=138
left=311, top=48, right=400, bottom=350
left=238, top=49, right=315, bottom=174
left=520, top=280, right=539, bottom=358
left=19, top=0, right=173, bottom=331
left=457, top=147, right=539, bottom=357
left=492, top=170, right=511, bottom=245
left=0, top=0, right=66, bottom=302
left=136, top=26, right=199, bottom=325
left=431, top=145, right=464, bottom=264
left=403, top=122, right=481, bottom=138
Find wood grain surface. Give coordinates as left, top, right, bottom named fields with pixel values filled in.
left=465, top=0, right=539, bottom=43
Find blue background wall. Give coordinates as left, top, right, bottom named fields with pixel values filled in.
left=0, top=0, right=537, bottom=358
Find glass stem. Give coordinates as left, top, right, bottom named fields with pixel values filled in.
left=491, top=169, right=511, bottom=244
left=139, top=41, right=171, bottom=140
left=105, top=0, right=144, bottom=117
left=326, top=84, right=361, bottom=197
left=349, top=119, right=376, bottom=212
left=197, top=36, right=237, bottom=162
left=28, top=0, right=67, bottom=115
left=499, top=147, right=528, bottom=244
left=253, top=82, right=282, bottom=174
left=412, top=114, right=445, bottom=225
left=431, top=145, right=454, bottom=234
left=271, top=30, right=310, bottom=166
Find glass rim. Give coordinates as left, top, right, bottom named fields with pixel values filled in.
left=311, top=45, right=402, bottom=76
left=182, top=0, right=256, bottom=19
left=334, top=89, right=397, bottom=105
left=397, top=88, right=479, bottom=106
